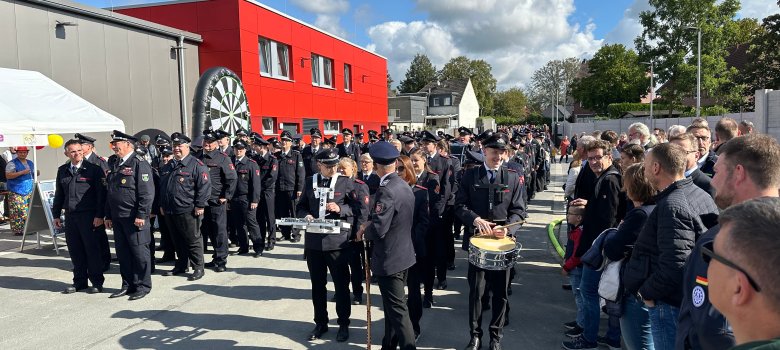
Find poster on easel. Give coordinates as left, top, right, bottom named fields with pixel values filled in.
left=20, top=180, right=63, bottom=254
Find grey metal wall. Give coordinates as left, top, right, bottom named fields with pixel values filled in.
left=0, top=0, right=200, bottom=177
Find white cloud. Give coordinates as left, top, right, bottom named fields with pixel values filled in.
left=315, top=14, right=349, bottom=38
left=289, top=0, right=350, bottom=38
left=737, top=0, right=780, bottom=19
left=604, top=0, right=652, bottom=48
left=368, top=0, right=603, bottom=89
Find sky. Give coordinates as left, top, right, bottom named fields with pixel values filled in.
left=82, top=0, right=779, bottom=90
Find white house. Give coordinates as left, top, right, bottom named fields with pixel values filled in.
left=419, top=78, right=479, bottom=132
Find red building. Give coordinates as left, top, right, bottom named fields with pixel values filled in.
left=116, top=0, right=388, bottom=140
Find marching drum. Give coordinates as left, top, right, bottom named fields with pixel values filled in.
left=468, top=236, right=521, bottom=270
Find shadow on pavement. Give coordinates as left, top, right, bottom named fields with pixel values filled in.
left=229, top=266, right=311, bottom=280
left=0, top=275, right=70, bottom=292
left=174, top=283, right=311, bottom=302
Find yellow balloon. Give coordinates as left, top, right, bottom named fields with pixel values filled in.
left=48, top=134, right=64, bottom=148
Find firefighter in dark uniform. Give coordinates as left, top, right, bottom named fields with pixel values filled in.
left=160, top=133, right=211, bottom=281
left=198, top=128, right=237, bottom=272
left=104, top=131, right=155, bottom=301
left=229, top=139, right=263, bottom=257
left=252, top=136, right=279, bottom=251
left=154, top=145, right=176, bottom=264
left=455, top=132, right=527, bottom=350
left=296, top=148, right=363, bottom=343
left=355, top=132, right=365, bottom=152
left=324, top=135, right=338, bottom=149
left=524, top=131, right=538, bottom=201
left=275, top=130, right=305, bottom=242
left=337, top=128, right=361, bottom=163
left=356, top=141, right=417, bottom=350
left=399, top=135, right=416, bottom=157
left=363, top=130, right=379, bottom=154
left=419, top=131, right=452, bottom=291
left=54, top=139, right=107, bottom=294
left=74, top=133, right=112, bottom=270
left=301, top=128, right=323, bottom=178
left=216, top=129, right=234, bottom=158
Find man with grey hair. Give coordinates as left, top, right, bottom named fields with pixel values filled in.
left=738, top=120, right=754, bottom=135
left=628, top=122, right=653, bottom=150
left=668, top=125, right=688, bottom=139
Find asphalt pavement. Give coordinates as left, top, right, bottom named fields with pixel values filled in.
left=0, top=162, right=577, bottom=350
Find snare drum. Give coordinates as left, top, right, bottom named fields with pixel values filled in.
left=468, top=236, right=520, bottom=270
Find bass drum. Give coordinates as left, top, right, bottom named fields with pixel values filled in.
left=192, top=66, right=251, bottom=138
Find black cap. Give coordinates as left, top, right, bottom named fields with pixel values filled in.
left=368, top=130, right=378, bottom=136
left=458, top=127, right=473, bottom=136
left=398, top=135, right=415, bottom=144
left=170, top=132, right=191, bottom=145
left=310, top=127, right=321, bottom=135
left=315, top=148, right=340, bottom=165
left=233, top=139, right=249, bottom=149
left=110, top=130, right=137, bottom=143
left=369, top=141, right=400, bottom=165
left=483, top=132, right=510, bottom=150
left=216, top=129, right=231, bottom=139
left=464, top=149, right=485, bottom=165
left=437, top=130, right=445, bottom=137
left=341, top=128, right=353, bottom=135
left=160, top=145, right=173, bottom=156
left=235, top=128, right=248, bottom=137
left=135, top=146, right=148, bottom=156
left=476, top=129, right=494, bottom=142
left=369, top=133, right=380, bottom=142
left=355, top=132, right=364, bottom=139
left=311, top=130, right=322, bottom=139
left=280, top=130, right=293, bottom=141
left=420, top=130, right=440, bottom=142
left=252, top=134, right=269, bottom=145
left=75, top=133, right=96, bottom=144
left=203, top=128, right=219, bottom=142
left=155, top=134, right=171, bottom=146
left=444, top=134, right=455, bottom=141
left=383, top=128, right=394, bottom=135
left=324, top=136, right=337, bottom=146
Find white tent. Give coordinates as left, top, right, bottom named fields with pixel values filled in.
left=0, top=67, right=124, bottom=139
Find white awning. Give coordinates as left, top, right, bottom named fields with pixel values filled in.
left=425, top=114, right=458, bottom=120
left=0, top=67, right=125, bottom=140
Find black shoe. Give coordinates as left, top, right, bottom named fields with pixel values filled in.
left=228, top=243, right=237, bottom=248
left=266, top=243, right=274, bottom=251
left=308, top=324, right=328, bottom=340
left=437, top=280, right=448, bottom=290
left=163, top=268, right=188, bottom=276
left=464, top=336, right=481, bottom=350
left=86, top=286, right=103, bottom=294
left=562, top=283, right=572, bottom=290
left=291, top=236, right=301, bottom=243
left=63, top=285, right=86, bottom=294
left=253, top=251, right=263, bottom=258
left=423, top=296, right=433, bottom=308
left=128, top=291, right=148, bottom=301
left=204, top=261, right=217, bottom=268
left=564, top=321, right=579, bottom=330
left=564, top=325, right=584, bottom=338
left=235, top=249, right=249, bottom=255
left=188, top=269, right=204, bottom=281
left=489, top=340, right=502, bottom=350
left=156, top=257, right=175, bottom=264
left=448, top=263, right=456, bottom=271
left=352, top=295, right=362, bottom=305
left=109, top=288, right=129, bottom=298
left=336, top=325, right=349, bottom=342
left=215, top=266, right=227, bottom=273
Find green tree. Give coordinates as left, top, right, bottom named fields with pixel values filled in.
left=493, top=87, right=529, bottom=121
left=398, top=54, right=437, bottom=93
left=529, top=58, right=581, bottom=115
left=387, top=73, right=396, bottom=97
left=570, top=44, right=649, bottom=115
left=738, top=11, right=780, bottom=106
left=634, top=0, right=742, bottom=115
left=438, top=56, right=498, bottom=115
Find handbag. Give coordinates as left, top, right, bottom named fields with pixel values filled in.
left=598, top=259, right=623, bottom=302
left=581, top=228, right=617, bottom=270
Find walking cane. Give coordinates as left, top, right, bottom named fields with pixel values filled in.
left=362, top=237, right=372, bottom=349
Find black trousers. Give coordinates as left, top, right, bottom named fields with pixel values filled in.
left=379, top=269, right=417, bottom=350
left=442, top=206, right=456, bottom=269
left=65, top=212, right=105, bottom=288
left=165, top=212, right=203, bottom=271
left=347, top=241, right=364, bottom=297
left=113, top=217, right=152, bottom=293
left=158, top=214, right=176, bottom=260
left=95, top=224, right=111, bottom=267
left=230, top=197, right=263, bottom=253
left=406, top=263, right=423, bottom=335
left=468, top=264, right=510, bottom=341
left=257, top=191, right=275, bottom=247
left=423, top=218, right=447, bottom=294
left=201, top=204, right=228, bottom=266
left=306, top=249, right=351, bottom=326
left=275, top=190, right=300, bottom=240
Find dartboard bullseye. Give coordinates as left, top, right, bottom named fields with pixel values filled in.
left=192, top=66, right=251, bottom=138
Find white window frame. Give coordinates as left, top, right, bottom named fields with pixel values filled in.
left=444, top=96, right=452, bottom=106
left=323, top=120, right=341, bottom=135
left=259, top=37, right=291, bottom=80
left=311, top=53, right=334, bottom=88
left=262, top=117, right=276, bottom=134
left=280, top=123, right=299, bottom=134
left=344, top=63, right=352, bottom=92
left=432, top=97, right=440, bottom=107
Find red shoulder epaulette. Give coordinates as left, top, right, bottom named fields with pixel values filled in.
left=196, top=159, right=205, bottom=166
left=249, top=159, right=257, bottom=163
left=428, top=170, right=439, bottom=175
left=354, top=179, right=365, bottom=184
left=415, top=184, right=428, bottom=190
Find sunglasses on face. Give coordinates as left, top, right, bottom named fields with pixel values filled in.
left=701, top=242, right=761, bottom=292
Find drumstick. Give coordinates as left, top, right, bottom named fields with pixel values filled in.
left=473, top=219, right=526, bottom=238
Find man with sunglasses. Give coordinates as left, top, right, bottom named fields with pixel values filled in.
left=676, top=134, right=780, bottom=350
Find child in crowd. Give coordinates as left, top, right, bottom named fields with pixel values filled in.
left=562, top=204, right=586, bottom=336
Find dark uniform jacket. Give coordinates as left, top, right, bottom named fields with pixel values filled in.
left=254, top=152, right=278, bottom=194
left=455, top=165, right=527, bottom=250
left=416, top=170, right=444, bottom=218
left=337, top=142, right=361, bottom=163
left=105, top=153, right=154, bottom=221
left=689, top=168, right=715, bottom=198
left=220, top=145, right=235, bottom=158
left=623, top=178, right=719, bottom=307
left=198, top=149, right=237, bottom=205
left=300, top=145, right=323, bottom=178
left=676, top=225, right=735, bottom=350
left=52, top=161, right=106, bottom=217
left=699, top=151, right=717, bottom=177
left=275, top=149, right=305, bottom=193
left=351, top=179, right=371, bottom=240
left=296, top=174, right=363, bottom=251
left=85, top=152, right=110, bottom=174
left=411, top=184, right=430, bottom=257
left=232, top=155, right=262, bottom=204
left=365, top=172, right=416, bottom=276
left=159, top=155, right=211, bottom=215
left=446, top=155, right=462, bottom=206
left=427, top=152, right=453, bottom=213
left=357, top=171, right=381, bottom=195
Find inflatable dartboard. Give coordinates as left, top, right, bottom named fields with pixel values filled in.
left=192, top=67, right=251, bottom=138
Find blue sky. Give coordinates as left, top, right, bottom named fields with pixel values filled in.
left=78, top=0, right=779, bottom=89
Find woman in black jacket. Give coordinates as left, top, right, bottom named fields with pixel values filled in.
left=410, top=148, right=444, bottom=307
left=603, top=163, right=657, bottom=350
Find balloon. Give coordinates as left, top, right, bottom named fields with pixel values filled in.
left=48, top=134, right=64, bottom=148
left=35, top=146, right=45, bottom=150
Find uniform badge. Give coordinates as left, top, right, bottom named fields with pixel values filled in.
left=272, top=164, right=277, bottom=171
left=121, top=168, right=133, bottom=175
left=178, top=177, right=184, bottom=183
left=141, top=174, right=149, bottom=182
left=229, top=163, right=235, bottom=170
left=288, top=159, right=294, bottom=164
left=434, top=184, right=440, bottom=194
left=364, top=196, right=369, bottom=204
left=692, top=285, right=706, bottom=308
left=255, top=169, right=260, bottom=176
left=374, top=202, right=385, bottom=213
left=121, top=179, right=127, bottom=184
left=203, top=172, right=209, bottom=181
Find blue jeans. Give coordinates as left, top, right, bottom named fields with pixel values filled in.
left=621, top=295, right=654, bottom=350
left=580, top=266, right=621, bottom=343
left=569, top=266, right=584, bottom=327
left=647, top=301, right=679, bottom=350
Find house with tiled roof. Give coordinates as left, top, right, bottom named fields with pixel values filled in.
left=389, top=78, right=479, bottom=132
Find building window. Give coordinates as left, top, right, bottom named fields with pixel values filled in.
left=444, top=96, right=452, bottom=106
left=389, top=109, right=400, bottom=121
left=262, top=117, right=275, bottom=134
left=302, top=118, right=319, bottom=134
left=432, top=98, right=440, bottom=107
left=324, top=120, right=341, bottom=135
left=259, top=37, right=291, bottom=79
left=311, top=53, right=334, bottom=88
left=344, top=64, right=352, bottom=92
left=280, top=123, right=298, bottom=134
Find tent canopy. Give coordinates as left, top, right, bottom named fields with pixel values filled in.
left=0, top=67, right=125, bottom=135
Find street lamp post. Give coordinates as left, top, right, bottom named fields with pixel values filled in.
left=686, top=26, right=702, bottom=118
left=641, top=60, right=654, bottom=130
